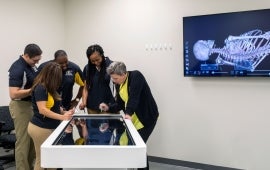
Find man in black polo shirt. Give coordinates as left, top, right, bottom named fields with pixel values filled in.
left=8, top=43, right=42, bottom=170
left=38, top=50, right=84, bottom=111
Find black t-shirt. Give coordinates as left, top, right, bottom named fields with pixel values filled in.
left=30, top=84, right=61, bottom=129
left=60, top=61, right=84, bottom=109
left=83, top=57, right=115, bottom=110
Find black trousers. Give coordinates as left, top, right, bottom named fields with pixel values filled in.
left=137, top=121, right=157, bottom=170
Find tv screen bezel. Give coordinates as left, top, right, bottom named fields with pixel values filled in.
left=183, top=8, right=270, bottom=77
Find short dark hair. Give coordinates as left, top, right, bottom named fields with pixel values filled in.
left=24, top=44, right=42, bottom=58
left=54, top=50, right=67, bottom=59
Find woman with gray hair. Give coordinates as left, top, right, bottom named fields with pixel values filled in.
left=100, top=61, right=159, bottom=170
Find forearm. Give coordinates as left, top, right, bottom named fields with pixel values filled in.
left=108, top=98, right=124, bottom=113
left=39, top=107, right=63, bottom=120
left=9, top=87, right=31, bottom=100
left=81, top=85, right=88, bottom=106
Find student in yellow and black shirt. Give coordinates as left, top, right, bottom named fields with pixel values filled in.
left=38, top=50, right=85, bottom=111
left=28, top=62, right=74, bottom=170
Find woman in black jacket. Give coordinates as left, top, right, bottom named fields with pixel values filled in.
left=99, top=61, right=159, bottom=170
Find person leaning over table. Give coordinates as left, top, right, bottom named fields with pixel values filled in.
left=79, top=44, right=116, bottom=114
left=99, top=61, right=159, bottom=170
left=38, top=50, right=85, bottom=145
left=27, top=62, right=74, bottom=170
left=38, top=50, right=84, bottom=111
left=8, top=43, right=42, bottom=170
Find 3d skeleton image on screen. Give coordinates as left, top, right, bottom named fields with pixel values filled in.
left=193, top=29, right=270, bottom=71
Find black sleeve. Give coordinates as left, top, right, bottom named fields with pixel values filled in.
left=34, top=85, right=48, bottom=101
left=125, top=71, right=145, bottom=116
left=8, top=65, right=24, bottom=87
left=108, top=86, right=124, bottom=113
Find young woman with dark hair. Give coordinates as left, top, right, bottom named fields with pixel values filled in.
left=79, top=44, right=116, bottom=114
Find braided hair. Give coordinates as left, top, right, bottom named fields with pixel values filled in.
left=86, top=44, right=106, bottom=89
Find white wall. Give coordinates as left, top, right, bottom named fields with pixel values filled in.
left=1, top=0, right=270, bottom=170
left=0, top=0, right=65, bottom=105
left=64, top=1, right=270, bottom=170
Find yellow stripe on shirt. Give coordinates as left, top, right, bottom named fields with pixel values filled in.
left=46, top=93, right=54, bottom=109
left=75, top=72, right=84, bottom=86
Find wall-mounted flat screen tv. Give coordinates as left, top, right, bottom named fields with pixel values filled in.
left=183, top=9, right=270, bottom=77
